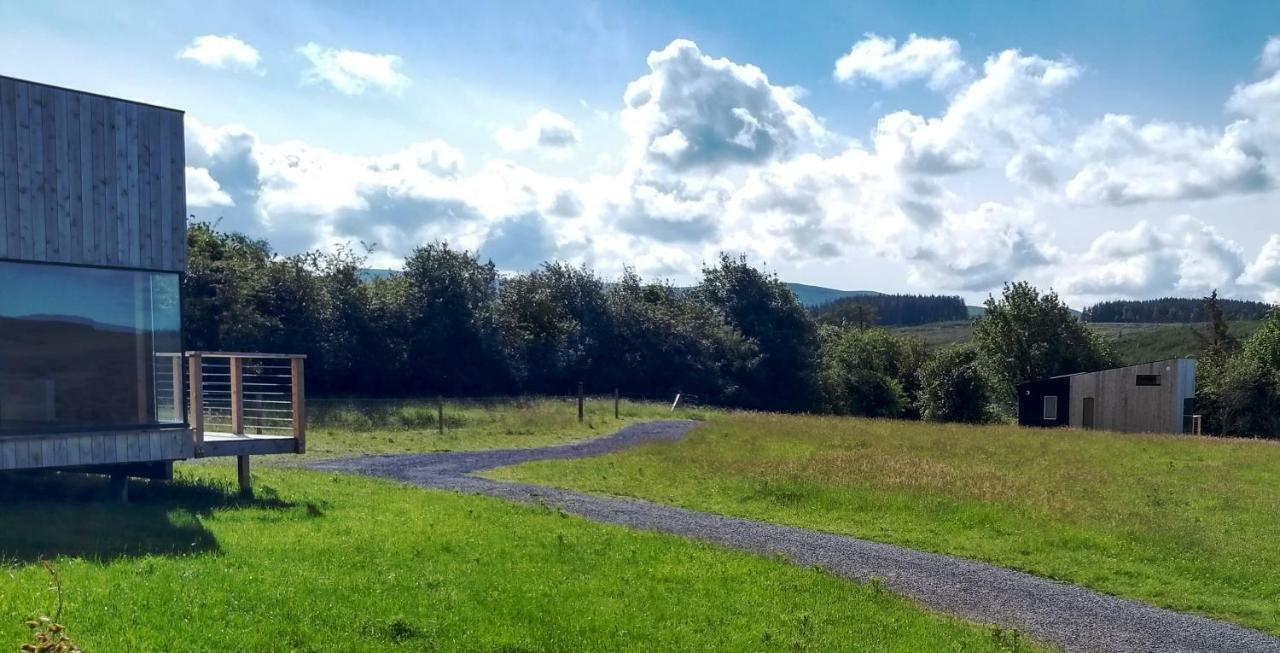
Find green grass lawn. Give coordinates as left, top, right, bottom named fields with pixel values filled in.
left=301, top=397, right=710, bottom=458
left=493, top=412, right=1280, bottom=634
left=0, top=467, right=1040, bottom=652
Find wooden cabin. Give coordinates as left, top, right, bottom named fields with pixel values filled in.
left=1018, top=359, right=1197, bottom=434
left=0, top=75, right=303, bottom=496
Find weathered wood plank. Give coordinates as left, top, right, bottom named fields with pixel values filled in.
left=103, top=99, right=120, bottom=265
left=78, top=94, right=93, bottom=262
left=0, top=77, right=9, bottom=259
left=158, top=114, right=172, bottom=269
left=66, top=91, right=83, bottom=264
left=90, top=96, right=107, bottom=263
left=0, top=440, right=16, bottom=470
left=1, top=78, right=18, bottom=256
left=23, top=83, right=43, bottom=259
left=53, top=88, right=70, bottom=262
left=39, top=85, right=57, bottom=261
left=1, top=76, right=186, bottom=271
left=124, top=102, right=140, bottom=267
left=171, top=112, right=186, bottom=271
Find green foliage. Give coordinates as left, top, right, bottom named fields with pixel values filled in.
left=697, top=254, right=820, bottom=411
left=608, top=269, right=756, bottom=398
left=973, top=282, right=1116, bottom=406
left=819, top=327, right=926, bottom=418
left=1084, top=296, right=1273, bottom=323
left=1193, top=290, right=1240, bottom=358
left=919, top=344, right=992, bottom=423
left=399, top=242, right=512, bottom=395
left=813, top=293, right=968, bottom=327
left=1198, top=308, right=1280, bottom=437
left=498, top=262, right=614, bottom=392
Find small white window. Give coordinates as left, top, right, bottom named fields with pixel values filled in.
left=1043, top=395, right=1059, bottom=421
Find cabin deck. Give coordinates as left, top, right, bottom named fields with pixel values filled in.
left=199, top=432, right=300, bottom=457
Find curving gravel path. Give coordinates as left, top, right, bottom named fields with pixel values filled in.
left=312, top=420, right=1280, bottom=653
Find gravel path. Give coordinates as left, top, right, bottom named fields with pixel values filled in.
left=313, top=420, right=1280, bottom=653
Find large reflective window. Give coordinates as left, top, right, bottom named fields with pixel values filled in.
left=0, top=261, right=182, bottom=434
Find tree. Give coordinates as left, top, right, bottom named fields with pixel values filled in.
left=608, top=269, right=756, bottom=400
left=918, top=344, right=992, bottom=423
left=182, top=221, right=278, bottom=352
left=1193, top=290, right=1239, bottom=358
left=973, top=282, right=1116, bottom=409
left=399, top=243, right=511, bottom=395
left=816, top=302, right=879, bottom=329
left=1199, top=308, right=1280, bottom=438
left=498, top=263, right=615, bottom=393
left=818, top=327, right=926, bottom=418
left=696, top=254, right=820, bottom=411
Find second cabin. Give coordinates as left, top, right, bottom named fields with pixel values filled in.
left=1017, top=359, right=1198, bottom=435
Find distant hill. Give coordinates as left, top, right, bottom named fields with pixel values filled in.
left=782, top=283, right=881, bottom=307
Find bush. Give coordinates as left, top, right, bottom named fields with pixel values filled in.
left=1198, top=309, right=1280, bottom=437
left=819, top=327, right=926, bottom=418
left=918, top=345, right=992, bottom=423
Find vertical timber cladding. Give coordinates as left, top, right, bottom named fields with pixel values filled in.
left=0, top=75, right=186, bottom=272
left=1068, top=360, right=1187, bottom=434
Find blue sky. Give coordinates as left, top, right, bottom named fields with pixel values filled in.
left=3, top=1, right=1280, bottom=304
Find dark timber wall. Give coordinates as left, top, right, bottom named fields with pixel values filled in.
left=0, top=75, right=187, bottom=272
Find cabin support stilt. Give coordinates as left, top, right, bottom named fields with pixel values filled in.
left=237, top=456, right=252, bottom=497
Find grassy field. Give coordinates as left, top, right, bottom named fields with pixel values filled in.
left=494, top=412, right=1280, bottom=634
left=302, top=397, right=710, bottom=458
left=0, top=466, right=1041, bottom=652
left=893, top=320, right=1264, bottom=364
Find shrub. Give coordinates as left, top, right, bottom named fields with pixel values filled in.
left=919, top=345, right=992, bottom=423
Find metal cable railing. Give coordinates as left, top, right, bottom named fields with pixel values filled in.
left=185, top=352, right=307, bottom=453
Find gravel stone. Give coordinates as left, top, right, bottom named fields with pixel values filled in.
left=313, top=420, right=1280, bottom=653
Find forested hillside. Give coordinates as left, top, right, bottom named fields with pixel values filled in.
left=813, top=294, right=969, bottom=327
left=1083, top=297, right=1273, bottom=323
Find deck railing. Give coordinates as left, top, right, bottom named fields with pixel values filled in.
left=186, top=352, right=306, bottom=454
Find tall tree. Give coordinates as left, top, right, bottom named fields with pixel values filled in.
left=1194, top=290, right=1239, bottom=357
left=696, top=254, right=819, bottom=411
left=400, top=243, right=511, bottom=396
left=498, top=263, right=615, bottom=393
left=973, top=282, right=1116, bottom=408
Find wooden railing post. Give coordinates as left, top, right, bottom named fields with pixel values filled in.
left=170, top=355, right=183, bottom=423
left=291, top=357, right=306, bottom=454
left=578, top=381, right=584, bottom=424
left=188, top=353, right=204, bottom=450
left=229, top=357, right=245, bottom=435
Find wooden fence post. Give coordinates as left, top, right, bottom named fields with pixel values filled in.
left=438, top=396, right=445, bottom=435
left=578, top=382, right=585, bottom=424
left=614, top=388, right=620, bottom=420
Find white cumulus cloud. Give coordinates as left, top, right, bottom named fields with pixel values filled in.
left=298, top=43, right=410, bottom=95
left=495, top=110, right=581, bottom=152
left=834, top=33, right=969, bottom=90
left=622, top=39, right=823, bottom=172
left=178, top=35, right=262, bottom=73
